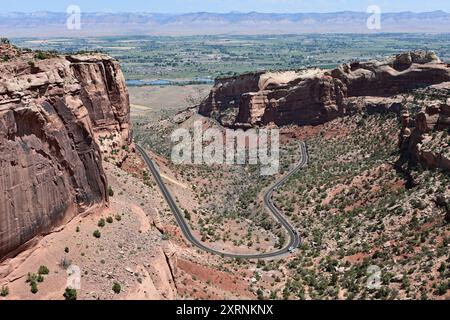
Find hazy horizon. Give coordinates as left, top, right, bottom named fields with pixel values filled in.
left=3, top=11, right=450, bottom=37
left=1, top=0, right=450, bottom=14
left=1, top=9, right=450, bottom=15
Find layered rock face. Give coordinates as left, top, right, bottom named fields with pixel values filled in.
left=0, top=44, right=130, bottom=259
left=68, top=55, right=131, bottom=147
left=199, top=51, right=450, bottom=127
left=400, top=97, right=450, bottom=172
left=198, top=72, right=264, bottom=126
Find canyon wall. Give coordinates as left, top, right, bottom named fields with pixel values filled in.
left=0, top=44, right=130, bottom=259
left=199, top=51, right=450, bottom=127
left=68, top=55, right=131, bottom=147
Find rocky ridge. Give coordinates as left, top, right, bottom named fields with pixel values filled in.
left=199, top=51, right=450, bottom=128
left=199, top=51, right=450, bottom=175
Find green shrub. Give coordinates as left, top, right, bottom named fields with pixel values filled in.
left=93, top=230, right=101, bottom=238
left=108, top=186, right=114, bottom=197
left=115, top=214, right=122, bottom=222
left=34, top=51, right=47, bottom=60
left=38, top=265, right=50, bottom=275
left=106, top=216, right=114, bottom=224
left=30, top=282, right=38, bottom=294
left=0, top=286, right=9, bottom=297
left=26, top=273, right=38, bottom=284
left=436, top=282, right=448, bottom=296
left=33, top=50, right=57, bottom=60
left=256, top=288, right=264, bottom=300
left=98, top=218, right=106, bottom=228
left=112, top=282, right=121, bottom=294
left=63, top=287, right=77, bottom=300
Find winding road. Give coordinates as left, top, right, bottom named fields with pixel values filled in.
left=136, top=142, right=308, bottom=259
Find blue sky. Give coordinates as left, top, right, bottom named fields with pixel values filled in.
left=1, top=0, right=449, bottom=13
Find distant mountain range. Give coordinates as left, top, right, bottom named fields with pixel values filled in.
left=1, top=11, right=450, bottom=37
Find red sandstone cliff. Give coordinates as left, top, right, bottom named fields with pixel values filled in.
left=0, top=44, right=131, bottom=259
left=199, top=51, right=450, bottom=127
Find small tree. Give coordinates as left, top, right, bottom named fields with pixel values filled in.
left=106, top=216, right=114, bottom=224
left=108, top=186, right=114, bottom=197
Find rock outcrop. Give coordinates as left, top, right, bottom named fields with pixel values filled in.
left=0, top=44, right=131, bottom=259
left=400, top=96, right=450, bottom=172
left=199, top=51, right=450, bottom=127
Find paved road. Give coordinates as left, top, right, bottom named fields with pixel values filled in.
left=136, top=142, right=308, bottom=259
